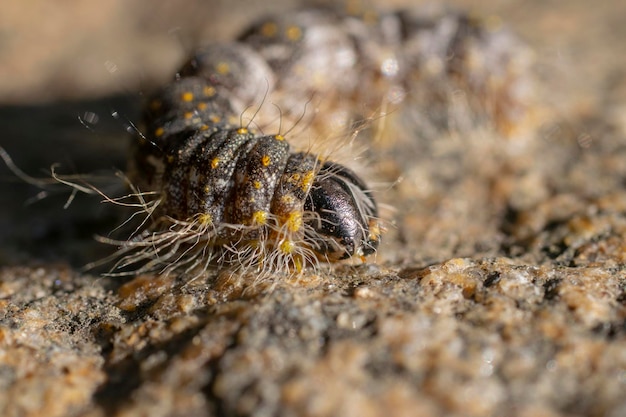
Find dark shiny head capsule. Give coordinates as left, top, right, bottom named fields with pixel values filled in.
left=305, top=162, right=380, bottom=261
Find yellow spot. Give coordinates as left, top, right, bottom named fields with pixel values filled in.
left=181, top=92, right=194, bottom=102
left=261, top=155, right=271, bottom=166
left=198, top=213, right=213, bottom=225
left=253, top=180, right=262, bottom=190
left=285, top=25, right=302, bottom=41
left=154, top=127, right=165, bottom=137
left=200, top=124, right=209, bottom=131
left=211, top=157, right=220, bottom=168
left=149, top=99, right=161, bottom=110
left=203, top=85, right=216, bottom=97
left=261, top=21, right=278, bottom=37
left=215, top=62, right=230, bottom=75
left=184, top=111, right=194, bottom=119
left=274, top=134, right=285, bottom=141
left=204, top=185, right=210, bottom=194
left=301, top=170, right=315, bottom=191
left=237, top=127, right=249, bottom=135
left=210, top=115, right=221, bottom=124
left=197, top=102, right=208, bottom=111
left=285, top=211, right=302, bottom=232
left=280, top=240, right=295, bottom=254
left=166, top=155, right=175, bottom=164
left=252, top=210, right=268, bottom=225
left=280, top=194, right=296, bottom=205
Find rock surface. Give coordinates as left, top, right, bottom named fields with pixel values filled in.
left=1, top=1, right=626, bottom=417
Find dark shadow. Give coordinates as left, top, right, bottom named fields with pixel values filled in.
left=0, top=94, right=141, bottom=268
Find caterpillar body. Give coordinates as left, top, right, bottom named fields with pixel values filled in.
left=117, top=5, right=530, bottom=276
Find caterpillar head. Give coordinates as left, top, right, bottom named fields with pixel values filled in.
left=305, top=162, right=380, bottom=261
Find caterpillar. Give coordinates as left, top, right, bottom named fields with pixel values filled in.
left=109, top=5, right=531, bottom=277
